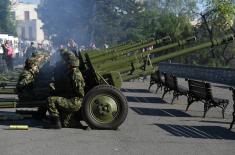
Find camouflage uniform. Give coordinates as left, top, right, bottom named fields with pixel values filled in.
left=47, top=59, right=85, bottom=127
left=33, top=53, right=52, bottom=99
left=16, top=59, right=38, bottom=100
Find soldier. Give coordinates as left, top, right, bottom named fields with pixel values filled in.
left=44, top=56, right=85, bottom=129
left=16, top=58, right=39, bottom=100
left=17, top=54, right=51, bottom=120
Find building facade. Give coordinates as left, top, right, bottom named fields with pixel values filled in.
left=11, top=1, right=44, bottom=42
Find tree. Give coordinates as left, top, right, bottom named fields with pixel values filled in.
left=0, top=0, right=16, bottom=35
left=189, top=0, right=235, bottom=67
left=90, top=0, right=148, bottom=44
left=38, top=0, right=197, bottom=47
left=142, top=0, right=197, bottom=40
left=39, top=0, right=148, bottom=46
left=39, top=0, right=95, bottom=46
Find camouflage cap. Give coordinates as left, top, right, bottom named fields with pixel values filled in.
left=25, top=58, right=37, bottom=68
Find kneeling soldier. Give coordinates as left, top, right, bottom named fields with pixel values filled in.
left=16, top=58, right=39, bottom=100
left=44, top=58, right=85, bottom=129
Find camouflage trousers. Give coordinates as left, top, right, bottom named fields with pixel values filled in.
left=47, top=96, right=82, bottom=127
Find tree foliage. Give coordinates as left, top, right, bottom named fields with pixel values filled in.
left=38, top=0, right=93, bottom=45
left=0, top=0, right=16, bottom=35
left=38, top=0, right=235, bottom=67
left=38, top=0, right=196, bottom=47
left=188, top=0, right=235, bottom=67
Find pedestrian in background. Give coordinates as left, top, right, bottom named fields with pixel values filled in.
left=1, top=40, right=14, bottom=70
left=90, top=42, right=97, bottom=49
left=25, top=42, right=37, bottom=59
left=67, top=39, right=78, bottom=56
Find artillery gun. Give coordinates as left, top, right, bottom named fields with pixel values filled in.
left=88, top=36, right=172, bottom=64
left=91, top=37, right=196, bottom=71
left=76, top=34, right=235, bottom=129
left=0, top=34, right=235, bottom=130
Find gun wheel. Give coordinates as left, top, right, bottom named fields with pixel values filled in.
left=82, top=85, right=128, bottom=130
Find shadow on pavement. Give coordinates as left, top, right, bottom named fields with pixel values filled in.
left=126, top=96, right=167, bottom=104
left=131, top=107, right=191, bottom=117
left=121, top=88, right=150, bottom=93
left=155, top=123, right=235, bottom=140
left=199, top=120, right=231, bottom=124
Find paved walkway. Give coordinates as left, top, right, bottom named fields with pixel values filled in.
left=0, top=81, right=235, bottom=155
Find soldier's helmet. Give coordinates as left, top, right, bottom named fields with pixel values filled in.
left=67, top=52, right=79, bottom=66
left=31, top=52, right=38, bottom=57
left=69, top=59, right=80, bottom=67
left=67, top=53, right=78, bottom=66
left=61, top=50, right=75, bottom=61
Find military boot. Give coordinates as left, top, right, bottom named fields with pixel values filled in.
left=33, top=107, right=47, bottom=121
left=43, top=116, right=62, bottom=129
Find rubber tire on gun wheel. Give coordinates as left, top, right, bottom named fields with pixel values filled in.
left=82, top=85, right=128, bottom=130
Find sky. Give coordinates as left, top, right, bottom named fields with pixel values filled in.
left=19, top=0, right=40, bottom=4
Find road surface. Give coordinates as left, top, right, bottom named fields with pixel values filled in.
left=0, top=80, right=235, bottom=155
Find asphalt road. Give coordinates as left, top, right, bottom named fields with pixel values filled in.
left=0, top=80, right=235, bottom=155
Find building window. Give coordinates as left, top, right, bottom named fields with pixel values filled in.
left=29, top=26, right=33, bottom=40
left=21, top=27, right=26, bottom=39
left=24, top=11, right=30, bottom=20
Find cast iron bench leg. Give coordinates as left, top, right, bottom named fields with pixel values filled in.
left=230, top=107, right=235, bottom=130
left=155, top=83, right=162, bottom=94
left=148, top=81, right=154, bottom=90
left=162, top=87, right=169, bottom=99
left=186, top=96, right=194, bottom=111
left=221, top=102, right=229, bottom=119
left=171, top=91, right=178, bottom=104
left=203, top=102, right=213, bottom=118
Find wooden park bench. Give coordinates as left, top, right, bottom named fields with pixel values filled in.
left=230, top=88, right=235, bottom=130
left=186, top=79, right=229, bottom=118
left=148, top=70, right=165, bottom=93
left=161, top=73, right=188, bottom=104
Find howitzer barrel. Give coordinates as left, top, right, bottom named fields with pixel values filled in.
left=115, top=34, right=235, bottom=75
left=107, top=41, right=132, bottom=50
left=0, top=100, right=46, bottom=108
left=88, top=40, right=134, bottom=58
left=95, top=36, right=196, bottom=71
left=0, top=88, right=16, bottom=94
left=151, top=34, right=235, bottom=64
left=90, top=36, right=172, bottom=64
left=0, top=82, right=17, bottom=88
left=89, top=39, right=154, bottom=59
